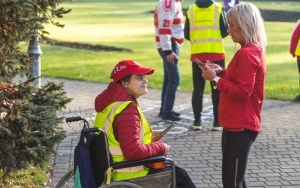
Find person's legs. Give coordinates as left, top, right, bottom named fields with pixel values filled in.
left=221, top=129, right=258, bottom=188
left=192, top=62, right=205, bottom=127
left=160, top=43, right=180, bottom=121
left=175, top=166, right=196, bottom=188
left=158, top=49, right=168, bottom=117
left=163, top=57, right=179, bottom=112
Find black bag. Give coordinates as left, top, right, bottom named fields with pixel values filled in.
left=74, top=130, right=97, bottom=188
left=89, top=131, right=112, bottom=187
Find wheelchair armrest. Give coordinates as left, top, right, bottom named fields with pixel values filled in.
left=113, top=156, right=166, bottom=169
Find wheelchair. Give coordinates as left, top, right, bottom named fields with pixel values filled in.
left=55, top=116, right=176, bottom=188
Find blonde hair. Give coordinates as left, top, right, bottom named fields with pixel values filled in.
left=226, top=2, right=267, bottom=51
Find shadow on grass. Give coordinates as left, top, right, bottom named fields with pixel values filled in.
left=43, top=39, right=132, bottom=52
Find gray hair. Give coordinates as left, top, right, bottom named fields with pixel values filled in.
left=226, top=2, right=267, bottom=51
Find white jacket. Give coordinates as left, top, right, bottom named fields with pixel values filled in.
left=154, top=0, right=184, bottom=51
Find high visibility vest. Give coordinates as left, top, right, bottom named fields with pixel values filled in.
left=187, top=3, right=225, bottom=54
left=94, top=101, right=152, bottom=181
left=296, top=19, right=300, bottom=56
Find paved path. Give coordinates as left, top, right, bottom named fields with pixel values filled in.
left=46, top=78, right=300, bottom=188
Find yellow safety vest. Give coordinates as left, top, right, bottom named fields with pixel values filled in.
left=94, top=101, right=152, bottom=181
left=187, top=3, right=225, bottom=54
left=296, top=19, right=300, bottom=56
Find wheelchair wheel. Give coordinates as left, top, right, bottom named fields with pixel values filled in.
left=100, top=181, right=143, bottom=188
left=55, top=169, right=142, bottom=188
left=55, top=169, right=74, bottom=188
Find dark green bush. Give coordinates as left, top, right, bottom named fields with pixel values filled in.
left=0, top=0, right=72, bottom=174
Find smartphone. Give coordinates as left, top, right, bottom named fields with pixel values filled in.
left=153, top=123, right=175, bottom=141
left=161, top=123, right=175, bottom=136
left=195, top=58, right=205, bottom=67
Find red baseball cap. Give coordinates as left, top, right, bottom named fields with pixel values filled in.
left=110, top=60, right=155, bottom=82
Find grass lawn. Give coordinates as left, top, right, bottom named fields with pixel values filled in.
left=28, top=0, right=300, bottom=101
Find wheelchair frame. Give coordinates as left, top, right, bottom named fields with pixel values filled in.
left=55, top=116, right=176, bottom=188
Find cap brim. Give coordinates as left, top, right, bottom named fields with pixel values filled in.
left=132, top=67, right=154, bottom=75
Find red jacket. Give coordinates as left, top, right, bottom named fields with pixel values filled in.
left=218, top=44, right=266, bottom=132
left=94, top=82, right=165, bottom=160
left=290, top=21, right=300, bottom=60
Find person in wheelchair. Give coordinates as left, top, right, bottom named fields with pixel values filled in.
left=94, top=60, right=196, bottom=188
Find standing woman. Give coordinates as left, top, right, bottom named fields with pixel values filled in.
left=199, top=2, right=267, bottom=188
left=289, top=19, right=300, bottom=100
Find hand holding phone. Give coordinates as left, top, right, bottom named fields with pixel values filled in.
left=161, top=123, right=175, bottom=136
left=195, top=58, right=207, bottom=69
left=152, top=123, right=175, bottom=141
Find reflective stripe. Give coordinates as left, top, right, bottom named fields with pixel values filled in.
left=189, top=4, right=219, bottom=31
left=190, top=25, right=219, bottom=31
left=95, top=101, right=152, bottom=180
left=104, top=101, right=126, bottom=134
left=137, top=106, right=144, bottom=144
left=115, top=165, right=145, bottom=173
left=106, top=105, right=145, bottom=155
left=191, top=38, right=223, bottom=44
left=189, top=3, right=219, bottom=32
left=187, top=3, right=225, bottom=54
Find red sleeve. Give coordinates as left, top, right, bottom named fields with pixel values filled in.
left=218, top=68, right=226, bottom=77
left=218, top=46, right=265, bottom=101
left=113, top=103, right=165, bottom=161
left=290, top=23, right=300, bottom=56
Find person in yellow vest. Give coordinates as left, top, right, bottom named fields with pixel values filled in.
left=94, top=60, right=196, bottom=187
left=184, top=0, right=229, bottom=131
left=289, top=19, right=300, bottom=101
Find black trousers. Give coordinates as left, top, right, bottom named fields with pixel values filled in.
left=221, top=129, right=258, bottom=188
left=297, top=59, right=300, bottom=74
left=192, top=59, right=225, bottom=124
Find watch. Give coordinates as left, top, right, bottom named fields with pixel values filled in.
left=212, top=77, right=220, bottom=89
